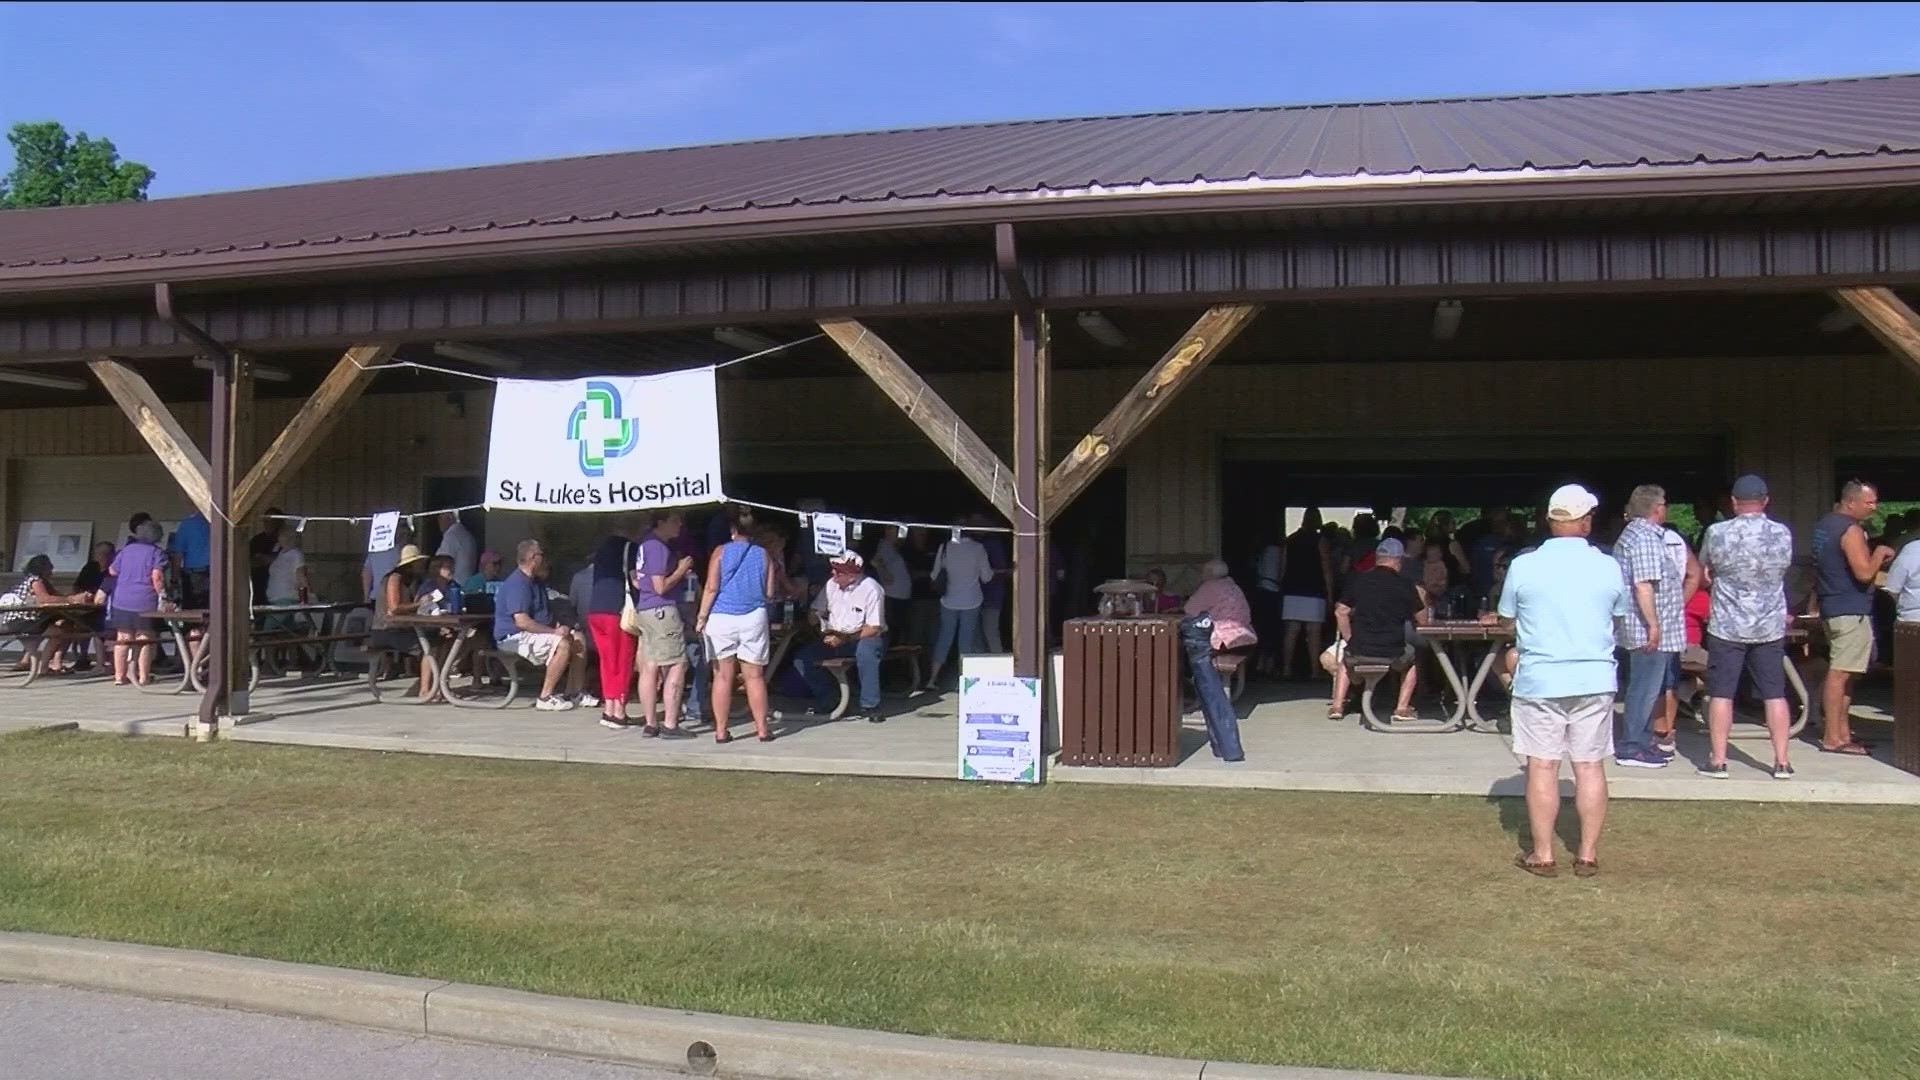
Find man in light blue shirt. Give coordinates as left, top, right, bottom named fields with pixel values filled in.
left=1881, top=537, right=1920, bottom=625
left=1495, top=483, right=1630, bottom=878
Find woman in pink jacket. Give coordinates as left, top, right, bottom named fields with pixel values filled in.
left=1184, top=559, right=1258, bottom=652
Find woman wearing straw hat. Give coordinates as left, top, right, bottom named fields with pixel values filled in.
left=371, top=544, right=433, bottom=700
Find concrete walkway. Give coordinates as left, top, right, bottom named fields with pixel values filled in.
left=4, top=668, right=1916, bottom=804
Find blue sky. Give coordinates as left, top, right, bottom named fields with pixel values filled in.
left=3, top=1, right=1917, bottom=198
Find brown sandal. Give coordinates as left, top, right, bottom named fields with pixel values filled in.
left=1573, top=859, right=1599, bottom=878
left=1514, top=853, right=1558, bottom=878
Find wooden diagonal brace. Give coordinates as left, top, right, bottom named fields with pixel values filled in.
left=1042, top=304, right=1260, bottom=519
left=1833, top=286, right=1920, bottom=378
left=86, top=358, right=214, bottom=518
left=817, top=318, right=1016, bottom=521
left=234, top=344, right=396, bottom=521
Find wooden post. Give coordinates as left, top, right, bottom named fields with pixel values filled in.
left=1833, top=286, right=1920, bottom=375
left=202, top=352, right=252, bottom=725
left=817, top=318, right=1017, bottom=521
left=0, top=455, right=12, bottom=570
left=234, top=344, right=395, bottom=521
left=85, top=359, right=214, bottom=518
left=1012, top=310, right=1050, bottom=678
left=1042, top=304, right=1259, bottom=521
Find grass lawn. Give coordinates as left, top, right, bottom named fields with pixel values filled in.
left=3, top=730, right=1918, bottom=1080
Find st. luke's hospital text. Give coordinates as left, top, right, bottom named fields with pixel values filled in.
left=495, top=475, right=714, bottom=507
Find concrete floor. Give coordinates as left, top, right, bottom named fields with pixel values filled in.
left=4, top=665, right=1917, bottom=805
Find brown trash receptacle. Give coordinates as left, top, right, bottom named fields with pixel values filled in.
left=1060, top=616, right=1181, bottom=766
left=1895, top=624, right=1920, bottom=777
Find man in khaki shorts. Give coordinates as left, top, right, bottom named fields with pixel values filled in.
left=632, top=510, right=696, bottom=738
left=1494, top=484, right=1630, bottom=878
left=1808, top=481, right=1893, bottom=755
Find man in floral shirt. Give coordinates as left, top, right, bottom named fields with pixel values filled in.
left=1698, top=474, right=1796, bottom=780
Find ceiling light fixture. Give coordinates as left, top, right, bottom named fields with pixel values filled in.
left=1430, top=299, right=1464, bottom=341
left=433, top=341, right=525, bottom=371
left=712, top=326, right=782, bottom=353
left=0, top=369, right=86, bottom=392
left=1076, top=311, right=1128, bottom=348
left=192, top=356, right=291, bottom=382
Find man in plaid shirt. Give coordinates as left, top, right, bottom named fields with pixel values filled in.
left=1613, top=485, right=1687, bottom=768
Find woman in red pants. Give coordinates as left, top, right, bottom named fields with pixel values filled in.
left=584, top=522, right=640, bottom=728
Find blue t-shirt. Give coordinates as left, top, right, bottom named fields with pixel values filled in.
left=1497, top=536, right=1631, bottom=699
left=169, top=514, right=211, bottom=572
left=491, top=569, right=549, bottom=642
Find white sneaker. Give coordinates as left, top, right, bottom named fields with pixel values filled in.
left=535, top=696, right=575, bottom=712
left=575, top=693, right=600, bottom=708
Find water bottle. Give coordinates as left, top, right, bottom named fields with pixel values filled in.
left=782, top=600, right=795, bottom=626
left=683, top=569, right=699, bottom=604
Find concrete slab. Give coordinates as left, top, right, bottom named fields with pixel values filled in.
left=7, top=671, right=1916, bottom=805
left=0, top=931, right=441, bottom=1035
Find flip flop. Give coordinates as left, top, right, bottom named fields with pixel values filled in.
left=1818, top=743, right=1871, bottom=756
left=1514, top=853, right=1558, bottom=878
left=1573, top=859, right=1599, bottom=878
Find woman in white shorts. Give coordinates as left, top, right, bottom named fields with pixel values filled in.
left=695, top=505, right=779, bottom=744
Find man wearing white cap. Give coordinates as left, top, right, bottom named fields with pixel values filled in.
left=1496, top=483, right=1631, bottom=878
left=794, top=552, right=889, bottom=723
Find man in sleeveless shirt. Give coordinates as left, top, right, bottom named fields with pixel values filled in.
left=1809, top=480, right=1894, bottom=754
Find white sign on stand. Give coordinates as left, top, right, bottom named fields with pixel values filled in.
left=367, top=512, right=400, bottom=554
left=812, top=513, right=847, bottom=558
left=958, top=655, right=1041, bottom=784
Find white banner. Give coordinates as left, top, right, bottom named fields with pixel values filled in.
left=484, top=368, right=724, bottom=513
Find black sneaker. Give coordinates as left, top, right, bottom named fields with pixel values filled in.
left=1772, top=762, right=1796, bottom=780
left=864, top=711, right=887, bottom=724
left=1697, top=760, right=1729, bottom=779
left=599, top=716, right=632, bottom=731
left=658, top=726, right=696, bottom=739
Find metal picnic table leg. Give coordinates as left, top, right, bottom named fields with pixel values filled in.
left=1428, top=643, right=1472, bottom=729
left=1462, top=644, right=1504, bottom=733
left=414, top=627, right=445, bottom=703
left=1783, top=653, right=1810, bottom=739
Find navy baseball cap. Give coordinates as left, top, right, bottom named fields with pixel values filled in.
left=1731, top=474, right=1769, bottom=500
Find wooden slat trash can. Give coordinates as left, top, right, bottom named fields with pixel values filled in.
left=1895, top=623, right=1920, bottom=777
left=1060, top=616, right=1181, bottom=766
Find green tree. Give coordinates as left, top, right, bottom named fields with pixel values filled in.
left=0, top=121, right=154, bottom=209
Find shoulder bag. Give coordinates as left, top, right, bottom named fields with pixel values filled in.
left=619, top=540, right=645, bottom=634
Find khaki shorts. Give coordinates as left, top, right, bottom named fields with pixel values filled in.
left=499, top=631, right=564, bottom=666
left=634, top=605, right=686, bottom=666
left=1511, top=693, right=1615, bottom=764
left=1825, top=614, right=1875, bottom=674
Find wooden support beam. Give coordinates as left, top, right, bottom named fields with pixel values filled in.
left=85, top=358, right=213, bottom=518
left=817, top=318, right=1017, bottom=521
left=233, top=344, right=395, bottom=521
left=1833, top=286, right=1920, bottom=377
left=1012, top=311, right=1050, bottom=678
left=1041, top=304, right=1259, bottom=520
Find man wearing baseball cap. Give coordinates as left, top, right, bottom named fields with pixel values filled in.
left=1697, top=474, right=1797, bottom=780
left=793, top=552, right=889, bottom=723
left=1497, top=483, right=1630, bottom=878
left=1331, top=537, right=1429, bottom=724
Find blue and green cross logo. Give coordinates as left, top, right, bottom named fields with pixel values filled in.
left=566, top=380, right=640, bottom=477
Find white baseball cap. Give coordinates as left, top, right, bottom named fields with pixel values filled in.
left=1546, top=484, right=1599, bottom=522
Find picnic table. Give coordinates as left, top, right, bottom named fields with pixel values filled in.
left=136, top=602, right=371, bottom=695
left=0, top=602, right=105, bottom=687
left=373, top=613, right=493, bottom=705
left=1415, top=619, right=1815, bottom=740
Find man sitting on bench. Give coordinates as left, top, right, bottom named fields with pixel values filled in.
left=794, top=552, right=887, bottom=723
left=1331, top=538, right=1429, bottom=722
left=493, top=539, right=593, bottom=713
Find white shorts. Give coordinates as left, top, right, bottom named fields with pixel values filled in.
left=1511, top=694, right=1615, bottom=763
left=705, top=609, right=770, bottom=666
left=499, top=631, right=564, bottom=666
left=1281, top=595, right=1328, bottom=623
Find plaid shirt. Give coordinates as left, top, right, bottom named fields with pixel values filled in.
left=1614, top=517, right=1685, bottom=651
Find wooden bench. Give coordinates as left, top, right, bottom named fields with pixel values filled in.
left=1348, top=657, right=1453, bottom=733
left=813, top=644, right=925, bottom=720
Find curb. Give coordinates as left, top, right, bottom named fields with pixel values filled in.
left=0, top=931, right=1433, bottom=1080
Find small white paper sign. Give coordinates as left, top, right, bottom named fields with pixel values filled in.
left=367, top=511, right=400, bottom=554
left=958, top=671, right=1043, bottom=784
left=812, top=513, right=847, bottom=557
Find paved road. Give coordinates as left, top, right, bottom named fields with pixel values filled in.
left=0, top=983, right=688, bottom=1080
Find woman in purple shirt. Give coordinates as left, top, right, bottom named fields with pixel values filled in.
left=107, top=519, right=169, bottom=686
